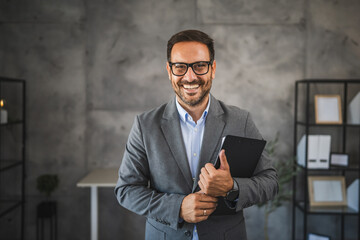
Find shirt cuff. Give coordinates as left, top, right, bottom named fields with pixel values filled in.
left=233, top=178, right=239, bottom=192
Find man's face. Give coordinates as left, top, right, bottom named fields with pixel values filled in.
left=167, top=41, right=216, bottom=107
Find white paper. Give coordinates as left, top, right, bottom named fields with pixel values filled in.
left=348, top=92, right=360, bottom=124
left=331, top=154, right=348, bottom=166
left=313, top=180, right=343, bottom=202
left=215, top=136, right=227, bottom=165
left=347, top=179, right=359, bottom=212
left=317, top=97, right=340, bottom=122
left=308, top=233, right=330, bottom=240
left=221, top=136, right=226, bottom=145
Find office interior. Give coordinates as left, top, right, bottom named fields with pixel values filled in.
left=0, top=1, right=360, bottom=240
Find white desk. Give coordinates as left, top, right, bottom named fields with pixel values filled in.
left=77, top=168, right=118, bottom=240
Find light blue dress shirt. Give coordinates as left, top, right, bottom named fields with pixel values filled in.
left=175, top=96, right=210, bottom=240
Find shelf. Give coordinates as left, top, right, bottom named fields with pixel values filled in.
left=0, top=160, right=23, bottom=172
left=0, top=77, right=25, bottom=83
left=0, top=199, right=22, bottom=217
left=296, top=163, right=360, bottom=172
left=296, top=79, right=360, bottom=84
left=293, top=79, right=360, bottom=240
left=295, top=201, right=358, bottom=215
left=296, top=121, right=360, bottom=127
left=0, top=77, right=25, bottom=240
left=0, top=121, right=24, bottom=126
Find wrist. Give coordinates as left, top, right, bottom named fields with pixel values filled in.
left=229, top=178, right=234, bottom=191
left=222, top=178, right=234, bottom=197
left=225, top=178, right=239, bottom=202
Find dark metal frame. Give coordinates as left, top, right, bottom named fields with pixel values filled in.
left=36, top=201, right=57, bottom=240
left=292, top=79, right=360, bottom=240
left=168, top=61, right=212, bottom=76
left=0, top=76, right=26, bottom=240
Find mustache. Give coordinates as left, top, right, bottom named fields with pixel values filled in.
left=178, top=79, right=204, bottom=85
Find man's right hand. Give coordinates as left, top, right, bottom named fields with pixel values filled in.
left=180, top=192, right=218, bottom=223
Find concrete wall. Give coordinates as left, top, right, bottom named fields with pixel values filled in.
left=0, top=0, right=359, bottom=239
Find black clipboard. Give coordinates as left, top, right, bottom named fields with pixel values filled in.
left=214, top=135, right=266, bottom=177
left=212, top=135, right=266, bottom=215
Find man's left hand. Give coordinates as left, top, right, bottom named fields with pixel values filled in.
left=198, top=150, right=233, bottom=197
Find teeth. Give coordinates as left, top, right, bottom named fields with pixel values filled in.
left=183, top=84, right=199, bottom=89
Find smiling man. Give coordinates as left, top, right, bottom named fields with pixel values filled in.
left=115, top=30, right=278, bottom=240
left=168, top=41, right=214, bottom=106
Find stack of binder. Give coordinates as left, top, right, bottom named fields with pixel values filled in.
left=297, top=135, right=331, bottom=169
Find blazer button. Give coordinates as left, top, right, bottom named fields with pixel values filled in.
left=184, top=230, right=191, bottom=237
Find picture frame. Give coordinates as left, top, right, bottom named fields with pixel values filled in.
left=330, top=153, right=349, bottom=167
left=308, top=232, right=331, bottom=240
left=308, top=176, right=347, bottom=207
left=315, top=95, right=342, bottom=124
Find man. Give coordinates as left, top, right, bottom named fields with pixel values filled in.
left=115, top=30, right=278, bottom=240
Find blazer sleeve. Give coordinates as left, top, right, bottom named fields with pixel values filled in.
left=234, top=113, right=279, bottom=211
left=114, top=115, right=185, bottom=230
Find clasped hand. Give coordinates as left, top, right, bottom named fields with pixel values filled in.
left=179, top=150, right=233, bottom=223
left=198, top=149, right=233, bottom=197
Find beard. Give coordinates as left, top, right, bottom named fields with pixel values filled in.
left=171, top=74, right=213, bottom=107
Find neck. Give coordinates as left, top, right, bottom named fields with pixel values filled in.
left=177, top=95, right=209, bottom=123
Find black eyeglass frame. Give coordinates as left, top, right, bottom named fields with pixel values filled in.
left=168, top=61, right=213, bottom=76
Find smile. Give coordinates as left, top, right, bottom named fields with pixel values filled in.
left=183, top=84, right=200, bottom=89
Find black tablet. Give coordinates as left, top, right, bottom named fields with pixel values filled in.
left=214, top=135, right=266, bottom=178
left=212, top=135, right=266, bottom=215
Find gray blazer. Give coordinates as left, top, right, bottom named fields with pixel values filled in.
left=115, top=95, right=278, bottom=240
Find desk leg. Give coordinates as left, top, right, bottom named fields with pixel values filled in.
left=91, top=186, right=98, bottom=240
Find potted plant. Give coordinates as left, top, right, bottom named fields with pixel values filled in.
left=36, top=174, right=59, bottom=218
left=257, top=134, right=299, bottom=240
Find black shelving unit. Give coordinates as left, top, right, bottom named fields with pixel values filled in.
left=292, top=79, right=360, bottom=240
left=0, top=77, right=26, bottom=240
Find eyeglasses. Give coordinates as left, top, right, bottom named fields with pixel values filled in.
left=168, top=61, right=212, bottom=76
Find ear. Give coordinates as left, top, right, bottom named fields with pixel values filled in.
left=211, top=60, right=216, bottom=79
left=166, top=62, right=172, bottom=80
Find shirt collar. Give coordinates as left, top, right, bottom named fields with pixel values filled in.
left=175, top=95, right=210, bottom=123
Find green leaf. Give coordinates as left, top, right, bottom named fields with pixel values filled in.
left=257, top=132, right=300, bottom=217
left=36, top=174, right=59, bottom=197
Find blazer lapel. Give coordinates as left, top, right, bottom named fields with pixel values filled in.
left=161, top=98, right=193, bottom=190
left=192, top=95, right=225, bottom=192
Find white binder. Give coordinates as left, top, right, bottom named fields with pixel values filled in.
left=348, top=92, right=360, bottom=124
left=317, top=135, right=331, bottom=169
left=347, top=179, right=359, bottom=212
left=297, top=135, right=331, bottom=169
left=297, top=135, right=306, bottom=167
left=307, top=135, right=319, bottom=168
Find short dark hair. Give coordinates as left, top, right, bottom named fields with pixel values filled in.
left=167, top=30, right=215, bottom=63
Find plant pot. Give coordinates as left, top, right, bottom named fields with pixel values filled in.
left=37, top=201, right=57, bottom=218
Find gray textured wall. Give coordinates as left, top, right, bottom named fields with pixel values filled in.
left=0, top=0, right=359, bottom=239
